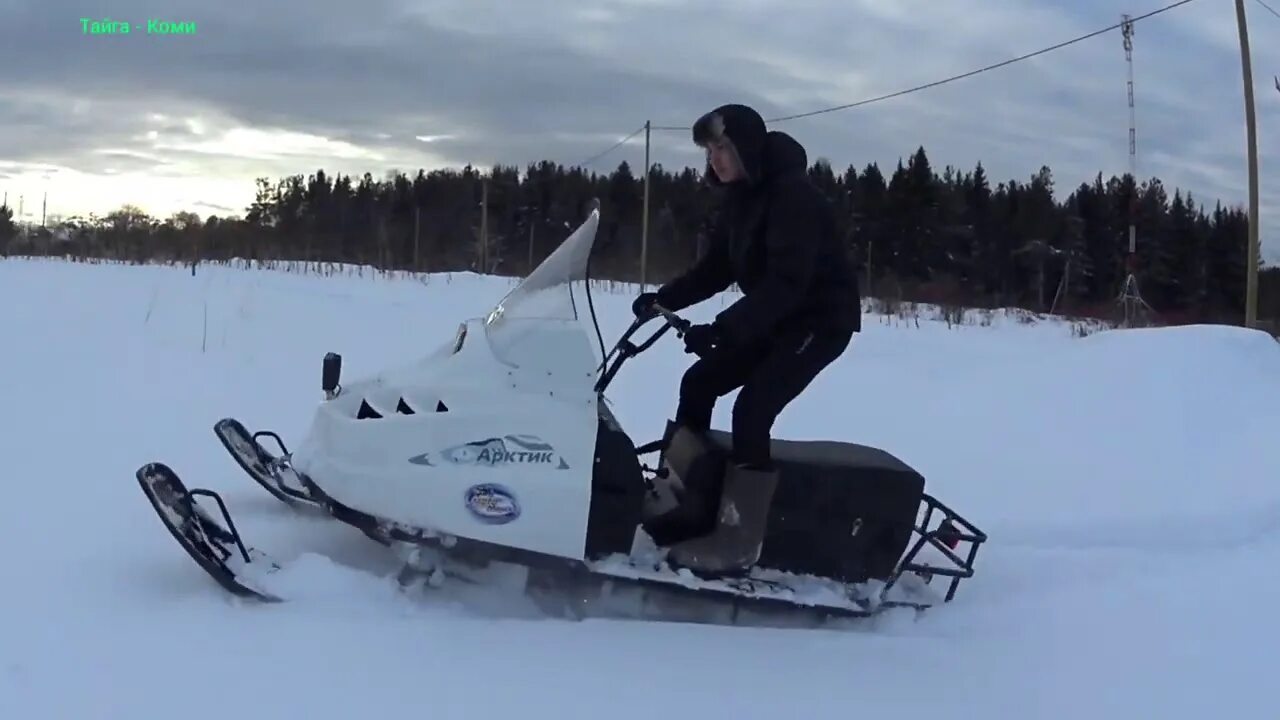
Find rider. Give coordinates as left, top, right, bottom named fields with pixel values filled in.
left=632, top=103, right=861, bottom=574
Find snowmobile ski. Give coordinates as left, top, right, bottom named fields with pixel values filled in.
left=213, top=417, right=321, bottom=511
left=213, top=416, right=392, bottom=546
left=136, top=461, right=284, bottom=602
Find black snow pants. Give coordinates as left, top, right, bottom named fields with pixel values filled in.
left=675, top=323, right=854, bottom=468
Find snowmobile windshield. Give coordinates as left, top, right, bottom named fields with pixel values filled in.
left=481, top=209, right=601, bottom=375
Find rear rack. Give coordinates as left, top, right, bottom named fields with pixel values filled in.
left=886, top=492, right=987, bottom=602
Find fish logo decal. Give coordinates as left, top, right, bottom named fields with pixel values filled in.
left=408, top=434, right=570, bottom=469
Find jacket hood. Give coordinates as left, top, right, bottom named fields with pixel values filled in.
left=762, top=130, right=808, bottom=179
left=692, top=104, right=807, bottom=187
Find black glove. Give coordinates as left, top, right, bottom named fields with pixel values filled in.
left=682, top=323, right=723, bottom=356
left=632, top=292, right=659, bottom=320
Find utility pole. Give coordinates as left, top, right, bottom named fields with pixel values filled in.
left=641, top=120, right=651, bottom=287
left=480, top=177, right=489, bottom=273
left=1124, top=13, right=1137, bottom=261
left=1116, top=14, right=1150, bottom=327
left=413, top=205, right=421, bottom=271
left=1234, top=0, right=1260, bottom=328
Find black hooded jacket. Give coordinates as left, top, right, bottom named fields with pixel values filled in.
left=654, top=104, right=861, bottom=346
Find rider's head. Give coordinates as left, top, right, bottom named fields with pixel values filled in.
left=692, top=104, right=767, bottom=186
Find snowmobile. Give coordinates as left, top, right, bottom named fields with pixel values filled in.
left=136, top=200, right=987, bottom=626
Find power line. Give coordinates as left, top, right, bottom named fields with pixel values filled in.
left=572, top=125, right=646, bottom=169
left=1246, top=0, right=1279, bottom=116
left=653, top=0, right=1199, bottom=130
left=569, top=0, right=1201, bottom=167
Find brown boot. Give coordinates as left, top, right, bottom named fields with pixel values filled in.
left=666, top=463, right=778, bottom=575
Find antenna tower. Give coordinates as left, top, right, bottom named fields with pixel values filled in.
left=1117, top=13, right=1152, bottom=327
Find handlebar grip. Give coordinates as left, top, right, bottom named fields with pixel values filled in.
left=651, top=304, right=691, bottom=333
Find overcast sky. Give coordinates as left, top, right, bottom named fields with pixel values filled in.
left=1, top=0, right=1277, bottom=258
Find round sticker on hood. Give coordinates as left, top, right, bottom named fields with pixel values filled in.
left=464, top=483, right=520, bottom=524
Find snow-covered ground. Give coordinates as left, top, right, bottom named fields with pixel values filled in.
left=3, top=255, right=1279, bottom=718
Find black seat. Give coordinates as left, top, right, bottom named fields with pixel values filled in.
left=701, top=427, right=923, bottom=477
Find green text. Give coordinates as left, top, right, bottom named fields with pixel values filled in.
left=79, top=18, right=197, bottom=35
left=146, top=19, right=197, bottom=34
left=81, top=18, right=129, bottom=34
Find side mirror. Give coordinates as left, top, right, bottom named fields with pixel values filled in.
left=322, top=352, right=342, bottom=399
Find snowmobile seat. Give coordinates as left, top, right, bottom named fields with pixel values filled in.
left=707, top=430, right=921, bottom=473
left=645, top=421, right=925, bottom=584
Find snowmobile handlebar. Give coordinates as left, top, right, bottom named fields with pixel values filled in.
left=650, top=303, right=692, bottom=334
left=593, top=304, right=692, bottom=394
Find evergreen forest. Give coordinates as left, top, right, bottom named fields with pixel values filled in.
left=2, top=144, right=1275, bottom=327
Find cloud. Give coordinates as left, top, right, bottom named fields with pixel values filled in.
left=0, top=0, right=1276, bottom=261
